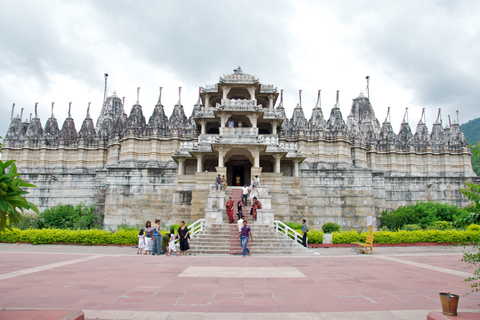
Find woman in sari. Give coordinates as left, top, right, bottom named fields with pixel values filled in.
left=225, top=197, right=234, bottom=223
left=251, top=197, right=262, bottom=220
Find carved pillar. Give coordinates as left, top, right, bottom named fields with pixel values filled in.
left=205, top=94, right=210, bottom=111
left=196, top=154, right=203, bottom=172
left=252, top=149, right=260, bottom=167
left=246, top=114, right=258, bottom=129
left=273, top=154, right=281, bottom=173
left=293, top=159, right=300, bottom=177
left=199, top=119, right=206, bottom=134
left=268, top=95, right=274, bottom=110
left=177, top=158, right=184, bottom=175
left=271, top=123, right=277, bottom=135
left=222, top=86, right=231, bottom=100
left=248, top=86, right=256, bottom=101
left=218, top=149, right=225, bottom=167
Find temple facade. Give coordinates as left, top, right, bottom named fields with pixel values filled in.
left=2, top=67, right=476, bottom=230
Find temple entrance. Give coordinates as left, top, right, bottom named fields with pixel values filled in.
left=232, top=165, right=244, bottom=186
left=226, top=159, right=251, bottom=186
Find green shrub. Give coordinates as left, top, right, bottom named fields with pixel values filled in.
left=330, top=229, right=480, bottom=244
left=332, top=230, right=360, bottom=244
left=322, top=222, right=341, bottom=233
left=285, top=222, right=309, bottom=232
left=467, top=224, right=480, bottom=232
left=13, top=213, right=45, bottom=230
left=0, top=228, right=138, bottom=245
left=307, top=230, right=323, bottom=244
left=37, top=203, right=102, bottom=230
left=402, top=224, right=422, bottom=231
left=380, top=201, right=468, bottom=230
left=429, top=221, right=453, bottom=230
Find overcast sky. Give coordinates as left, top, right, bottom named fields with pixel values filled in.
left=1, top=0, right=479, bottom=139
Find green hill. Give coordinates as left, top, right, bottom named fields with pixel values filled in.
left=461, top=118, right=480, bottom=176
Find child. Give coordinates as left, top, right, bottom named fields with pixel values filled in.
left=167, top=228, right=178, bottom=256
left=137, top=228, right=145, bottom=254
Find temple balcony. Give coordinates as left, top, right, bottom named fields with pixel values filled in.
left=197, top=133, right=279, bottom=146
left=215, top=99, right=263, bottom=112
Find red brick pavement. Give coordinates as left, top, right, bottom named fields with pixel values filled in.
left=0, top=251, right=479, bottom=314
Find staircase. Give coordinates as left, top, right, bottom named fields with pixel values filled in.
left=190, top=185, right=312, bottom=255
left=187, top=222, right=312, bottom=255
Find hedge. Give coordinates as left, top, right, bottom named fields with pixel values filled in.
left=332, top=228, right=480, bottom=244
left=0, top=228, right=139, bottom=245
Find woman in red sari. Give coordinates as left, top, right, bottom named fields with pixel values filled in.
left=251, top=197, right=262, bottom=220
left=226, top=196, right=234, bottom=223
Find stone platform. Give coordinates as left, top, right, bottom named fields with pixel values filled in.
left=0, top=243, right=479, bottom=320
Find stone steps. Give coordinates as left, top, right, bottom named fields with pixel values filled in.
left=186, top=222, right=312, bottom=255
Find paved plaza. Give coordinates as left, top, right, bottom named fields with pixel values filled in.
left=0, top=243, right=479, bottom=319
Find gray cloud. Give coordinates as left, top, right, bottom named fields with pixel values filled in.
left=327, top=0, right=480, bottom=124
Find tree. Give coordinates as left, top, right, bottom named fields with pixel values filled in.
left=0, top=136, right=39, bottom=232
left=460, top=142, right=480, bottom=301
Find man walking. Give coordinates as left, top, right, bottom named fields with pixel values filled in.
left=238, top=220, right=253, bottom=257
left=241, top=184, right=249, bottom=206
left=302, top=219, right=307, bottom=247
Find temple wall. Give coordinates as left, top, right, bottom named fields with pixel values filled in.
left=18, top=172, right=97, bottom=213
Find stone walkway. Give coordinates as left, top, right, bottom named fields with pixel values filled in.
left=0, top=243, right=479, bottom=320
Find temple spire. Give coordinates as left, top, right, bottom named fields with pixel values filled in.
left=299, top=90, right=302, bottom=106
left=87, top=102, right=91, bottom=118
left=29, top=113, right=32, bottom=122
left=335, top=90, right=340, bottom=108
left=435, top=108, right=442, bottom=124
left=136, top=87, right=140, bottom=105
left=402, top=107, right=409, bottom=123
left=51, top=102, right=55, bottom=118
left=315, top=90, right=321, bottom=108
left=157, top=87, right=163, bottom=105
left=11, top=103, right=15, bottom=121
left=384, top=107, right=391, bottom=123
left=35, top=103, right=38, bottom=118
left=197, top=86, right=201, bottom=105
left=178, top=86, right=182, bottom=105
left=419, top=108, right=426, bottom=124
left=279, top=89, right=284, bottom=106
left=20, top=108, right=24, bottom=121
left=68, top=102, right=72, bottom=118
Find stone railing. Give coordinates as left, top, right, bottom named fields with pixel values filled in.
left=220, top=127, right=257, bottom=135
left=197, top=134, right=279, bottom=146
left=216, top=99, right=262, bottom=111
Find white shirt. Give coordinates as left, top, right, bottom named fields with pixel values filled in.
left=237, top=219, right=244, bottom=232
left=242, top=186, right=249, bottom=195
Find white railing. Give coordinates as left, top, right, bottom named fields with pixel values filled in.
left=274, top=220, right=307, bottom=246
left=175, top=219, right=205, bottom=244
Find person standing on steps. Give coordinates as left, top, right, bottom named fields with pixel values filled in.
left=226, top=197, right=234, bottom=223
left=237, top=215, right=244, bottom=247
left=237, top=220, right=253, bottom=257
left=241, top=184, right=249, bottom=206
left=215, top=174, right=222, bottom=191
left=302, top=219, right=308, bottom=248
left=236, top=200, right=243, bottom=220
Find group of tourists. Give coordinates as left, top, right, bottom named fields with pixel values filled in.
left=137, top=220, right=190, bottom=256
